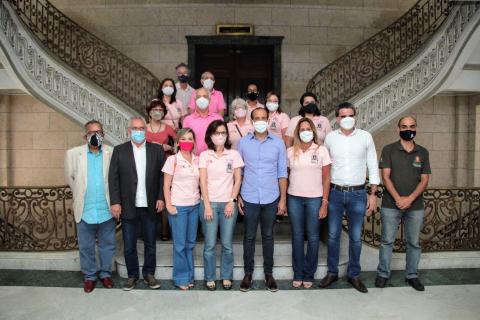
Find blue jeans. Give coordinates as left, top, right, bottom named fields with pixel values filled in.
left=327, top=188, right=367, bottom=278
left=121, top=207, right=157, bottom=278
left=243, top=198, right=279, bottom=275
left=377, top=207, right=424, bottom=279
left=77, top=218, right=116, bottom=281
left=168, top=204, right=199, bottom=286
left=287, top=195, right=322, bottom=282
left=199, top=201, right=238, bottom=281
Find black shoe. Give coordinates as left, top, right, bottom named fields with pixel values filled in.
left=318, top=274, right=338, bottom=288
left=347, top=277, right=368, bottom=293
left=240, top=274, right=252, bottom=292
left=265, top=274, right=278, bottom=292
left=375, top=276, right=388, bottom=288
left=406, top=278, right=425, bottom=291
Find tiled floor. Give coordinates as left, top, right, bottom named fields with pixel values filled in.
left=1, top=269, right=480, bottom=319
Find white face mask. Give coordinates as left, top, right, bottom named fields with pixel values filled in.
left=339, top=116, right=355, bottom=130
left=162, top=86, right=174, bottom=96
left=266, top=102, right=279, bottom=112
left=234, top=108, right=247, bottom=118
left=196, top=97, right=209, bottom=110
left=202, top=79, right=214, bottom=90
left=253, top=121, right=268, bottom=133
left=299, top=130, right=314, bottom=143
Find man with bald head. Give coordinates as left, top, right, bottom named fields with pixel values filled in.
left=183, top=87, right=223, bottom=154
left=188, top=71, right=226, bottom=116
left=109, top=117, right=166, bottom=291
left=375, top=115, right=431, bottom=291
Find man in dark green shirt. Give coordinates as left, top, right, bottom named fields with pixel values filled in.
left=375, top=116, right=431, bottom=291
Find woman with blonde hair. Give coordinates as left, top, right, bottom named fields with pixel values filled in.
left=162, top=128, right=200, bottom=290
left=287, top=117, right=331, bottom=289
left=227, top=97, right=254, bottom=149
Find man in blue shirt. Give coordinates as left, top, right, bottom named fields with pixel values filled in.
left=237, top=107, right=288, bottom=292
left=65, top=120, right=115, bottom=293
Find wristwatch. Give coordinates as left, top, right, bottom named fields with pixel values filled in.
left=228, top=198, right=237, bottom=203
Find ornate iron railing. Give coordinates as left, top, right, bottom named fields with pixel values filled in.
left=344, top=186, right=480, bottom=252
left=0, top=185, right=77, bottom=251
left=306, top=0, right=451, bottom=115
left=8, top=0, right=160, bottom=115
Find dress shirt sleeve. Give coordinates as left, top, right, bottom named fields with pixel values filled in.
left=366, top=132, right=380, bottom=185
left=277, top=141, right=288, bottom=179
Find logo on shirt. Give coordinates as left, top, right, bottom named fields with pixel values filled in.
left=413, top=156, right=422, bottom=168
left=311, top=154, right=318, bottom=164
left=226, top=159, right=233, bottom=173
left=270, top=122, right=277, bottom=129
left=316, top=123, right=322, bottom=129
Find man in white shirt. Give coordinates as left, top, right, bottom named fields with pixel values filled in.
left=175, top=62, right=194, bottom=112
left=320, top=102, right=380, bottom=293
left=109, top=117, right=166, bottom=291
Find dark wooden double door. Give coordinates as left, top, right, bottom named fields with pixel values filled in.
left=194, top=45, right=274, bottom=118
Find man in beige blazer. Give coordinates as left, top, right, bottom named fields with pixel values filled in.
left=65, top=120, right=116, bottom=293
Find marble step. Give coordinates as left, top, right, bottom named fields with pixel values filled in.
left=115, top=237, right=349, bottom=280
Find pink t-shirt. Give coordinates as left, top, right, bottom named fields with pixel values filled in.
left=162, top=100, right=187, bottom=130
left=182, top=112, right=223, bottom=155
left=146, top=124, right=176, bottom=145
left=287, top=143, right=332, bottom=198
left=268, top=111, right=290, bottom=138
left=227, top=119, right=254, bottom=150
left=199, top=149, right=244, bottom=202
left=188, top=89, right=226, bottom=114
left=162, top=153, right=200, bottom=206
left=286, top=115, right=332, bottom=144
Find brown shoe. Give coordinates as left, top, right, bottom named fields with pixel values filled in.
left=240, top=274, right=252, bottom=292
left=265, top=274, right=278, bottom=292
left=83, top=280, right=96, bottom=293
left=123, top=278, right=137, bottom=291
left=348, top=277, right=368, bottom=293
left=100, top=277, right=114, bottom=289
left=318, top=274, right=338, bottom=288
left=144, top=274, right=161, bottom=289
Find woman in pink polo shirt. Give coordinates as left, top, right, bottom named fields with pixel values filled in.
left=199, top=120, right=244, bottom=291
left=285, top=92, right=332, bottom=147
left=158, top=78, right=188, bottom=130
left=227, top=98, right=254, bottom=149
left=287, top=117, right=331, bottom=289
left=266, top=91, right=290, bottom=141
left=162, top=128, right=200, bottom=290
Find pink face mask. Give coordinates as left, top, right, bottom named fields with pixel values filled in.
left=234, top=108, right=247, bottom=118
left=178, top=141, right=194, bottom=151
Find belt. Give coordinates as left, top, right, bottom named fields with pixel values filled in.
left=330, top=183, right=365, bottom=192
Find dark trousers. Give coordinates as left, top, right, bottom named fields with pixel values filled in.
left=122, top=207, right=157, bottom=278
left=243, top=198, right=279, bottom=275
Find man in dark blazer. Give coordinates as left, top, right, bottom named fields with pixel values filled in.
left=109, top=116, right=165, bottom=291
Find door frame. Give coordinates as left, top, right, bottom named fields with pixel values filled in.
left=186, top=36, right=283, bottom=98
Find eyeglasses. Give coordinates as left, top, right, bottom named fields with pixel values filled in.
left=214, top=132, right=227, bottom=137
left=87, top=130, right=103, bottom=135
left=339, top=115, right=355, bottom=118
left=130, top=127, right=145, bottom=131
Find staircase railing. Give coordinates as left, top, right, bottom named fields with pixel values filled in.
left=8, top=0, right=160, bottom=115
left=307, top=0, right=451, bottom=115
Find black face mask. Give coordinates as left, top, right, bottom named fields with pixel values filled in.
left=399, top=130, right=416, bottom=141
left=247, top=92, right=259, bottom=101
left=88, top=133, right=103, bottom=147
left=178, top=74, right=189, bottom=83
left=301, top=102, right=319, bottom=115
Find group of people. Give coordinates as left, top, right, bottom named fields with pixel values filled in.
left=65, top=62, right=431, bottom=294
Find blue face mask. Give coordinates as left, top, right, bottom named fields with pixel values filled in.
left=131, top=130, right=145, bottom=143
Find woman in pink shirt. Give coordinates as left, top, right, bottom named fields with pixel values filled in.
left=285, top=92, right=332, bottom=147
left=287, top=117, right=331, bottom=289
left=265, top=91, right=290, bottom=141
left=162, top=128, right=200, bottom=290
left=158, top=78, right=188, bottom=130
left=199, top=120, right=244, bottom=290
left=227, top=98, right=254, bottom=149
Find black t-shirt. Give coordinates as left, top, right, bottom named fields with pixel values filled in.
left=379, top=140, right=431, bottom=210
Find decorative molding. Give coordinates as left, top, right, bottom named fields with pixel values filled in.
left=0, top=2, right=140, bottom=145
left=346, top=3, right=480, bottom=133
